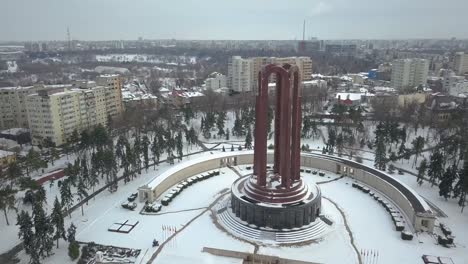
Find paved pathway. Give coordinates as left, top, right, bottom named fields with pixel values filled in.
left=146, top=191, right=230, bottom=263
left=322, top=196, right=362, bottom=264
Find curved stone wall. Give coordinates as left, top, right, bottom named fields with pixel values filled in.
left=138, top=151, right=435, bottom=231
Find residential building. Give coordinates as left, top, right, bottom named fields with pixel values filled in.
left=227, top=56, right=254, bottom=93
left=204, top=72, right=227, bottom=90
left=0, top=84, right=67, bottom=130
left=391, top=59, right=429, bottom=90
left=96, top=74, right=125, bottom=114
left=453, top=52, right=468, bottom=75
left=324, top=44, right=357, bottom=55
left=442, top=70, right=466, bottom=93
left=449, top=82, right=468, bottom=97
left=26, top=81, right=123, bottom=146
left=228, top=56, right=313, bottom=93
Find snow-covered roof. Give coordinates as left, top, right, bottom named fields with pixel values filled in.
left=335, top=93, right=363, bottom=101
left=0, top=149, right=15, bottom=159
left=0, top=128, right=28, bottom=135
left=181, top=92, right=204, bottom=98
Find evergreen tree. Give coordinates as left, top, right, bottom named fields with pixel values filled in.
left=142, top=135, right=150, bottom=171
left=336, top=133, right=344, bottom=154
left=231, top=145, right=234, bottom=152
left=374, top=137, right=387, bottom=171
left=6, top=161, right=22, bottom=187
left=176, top=131, right=183, bottom=161
left=225, top=128, right=230, bottom=141
left=79, top=130, right=91, bottom=152
left=0, top=186, right=17, bottom=226
left=77, top=177, right=88, bottom=216
left=411, top=136, right=425, bottom=166
left=17, top=210, right=40, bottom=264
left=417, top=158, right=428, bottom=185
left=428, top=151, right=444, bottom=186
left=25, top=148, right=46, bottom=176
left=397, top=142, right=406, bottom=157
left=439, top=165, right=457, bottom=200
left=88, top=160, right=99, bottom=194
left=222, top=146, right=226, bottom=152
left=60, top=179, right=73, bottom=218
left=80, top=156, right=90, bottom=186
left=35, top=185, right=47, bottom=205
left=151, top=136, right=160, bottom=169
left=50, top=197, right=66, bottom=248
left=32, top=200, right=54, bottom=258
left=245, top=127, right=252, bottom=150
left=134, top=136, right=142, bottom=174
left=50, top=147, right=60, bottom=166
left=326, top=129, right=337, bottom=152
left=453, top=156, right=468, bottom=212
left=374, top=122, right=387, bottom=170
left=67, top=223, right=79, bottom=260
left=67, top=223, right=77, bottom=243
left=216, top=111, right=226, bottom=136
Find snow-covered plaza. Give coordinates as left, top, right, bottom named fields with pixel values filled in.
left=9, top=149, right=465, bottom=264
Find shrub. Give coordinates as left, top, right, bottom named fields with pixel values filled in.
left=68, top=241, right=80, bottom=260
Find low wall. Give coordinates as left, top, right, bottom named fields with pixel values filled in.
left=139, top=151, right=435, bottom=231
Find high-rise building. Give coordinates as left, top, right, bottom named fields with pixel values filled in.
left=228, top=56, right=313, bottom=93
left=26, top=80, right=123, bottom=146
left=227, top=56, right=254, bottom=93
left=391, top=59, right=429, bottom=90
left=442, top=70, right=465, bottom=93
left=204, top=72, right=227, bottom=90
left=454, top=52, right=468, bottom=75
left=96, top=74, right=125, bottom=114
left=0, top=85, right=66, bottom=130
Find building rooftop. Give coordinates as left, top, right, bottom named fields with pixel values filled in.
left=0, top=149, right=15, bottom=159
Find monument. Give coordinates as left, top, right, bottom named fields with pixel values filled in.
left=230, top=64, right=322, bottom=229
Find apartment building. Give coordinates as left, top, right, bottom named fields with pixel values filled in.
left=96, top=74, right=125, bottom=114
left=204, top=72, right=227, bottom=90
left=26, top=79, right=124, bottom=146
left=227, top=56, right=254, bottom=93
left=0, top=84, right=68, bottom=130
left=228, top=56, right=313, bottom=93
left=391, top=58, right=429, bottom=90
left=454, top=52, right=468, bottom=76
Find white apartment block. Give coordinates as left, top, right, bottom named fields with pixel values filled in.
left=391, top=58, right=429, bottom=90
left=228, top=56, right=254, bottom=92
left=449, top=81, right=468, bottom=96
left=454, top=52, right=468, bottom=76
left=442, top=70, right=465, bottom=93
left=204, top=72, right=227, bottom=90
left=228, top=56, right=313, bottom=93
left=0, top=84, right=69, bottom=130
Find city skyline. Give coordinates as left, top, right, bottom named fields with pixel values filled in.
left=1, top=0, right=468, bottom=41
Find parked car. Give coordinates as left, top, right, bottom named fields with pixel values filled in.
left=127, top=192, right=138, bottom=202
left=121, top=201, right=137, bottom=210
left=145, top=203, right=162, bottom=213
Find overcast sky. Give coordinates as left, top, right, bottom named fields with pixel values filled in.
left=1, top=0, right=467, bottom=41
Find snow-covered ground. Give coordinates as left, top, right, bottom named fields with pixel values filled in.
left=10, top=151, right=468, bottom=264
left=5, top=111, right=467, bottom=264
